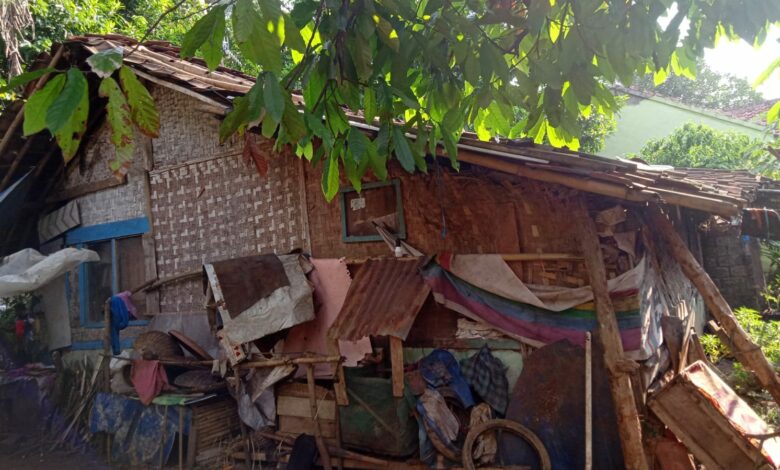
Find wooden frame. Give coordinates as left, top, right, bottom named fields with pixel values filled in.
left=339, top=179, right=406, bottom=243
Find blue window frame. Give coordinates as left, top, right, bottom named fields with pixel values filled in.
left=66, top=217, right=151, bottom=329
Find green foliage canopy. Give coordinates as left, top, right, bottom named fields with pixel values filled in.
left=13, top=0, right=780, bottom=199
left=639, top=122, right=780, bottom=178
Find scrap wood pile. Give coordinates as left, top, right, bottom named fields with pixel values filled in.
left=89, top=201, right=780, bottom=470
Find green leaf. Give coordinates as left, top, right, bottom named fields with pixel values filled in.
left=392, top=125, right=415, bottom=172
left=375, top=16, right=400, bottom=51
left=767, top=101, right=780, bottom=126
left=368, top=137, right=388, bottom=179
left=181, top=5, right=227, bottom=69
left=99, top=77, right=135, bottom=178
left=754, top=57, right=780, bottom=87
left=263, top=72, right=285, bottom=122
left=233, top=0, right=260, bottom=42
left=363, top=87, right=377, bottom=123
left=86, top=47, right=124, bottom=78
left=119, top=66, right=160, bottom=137
left=282, top=97, right=306, bottom=141
left=53, top=76, right=89, bottom=162
left=347, top=127, right=369, bottom=164
left=46, top=68, right=87, bottom=134
left=291, top=0, right=318, bottom=28
left=283, top=15, right=306, bottom=52
left=0, top=67, right=55, bottom=94
left=322, top=153, right=340, bottom=201
left=220, top=94, right=250, bottom=142
left=23, top=73, right=64, bottom=136
left=439, top=125, right=460, bottom=171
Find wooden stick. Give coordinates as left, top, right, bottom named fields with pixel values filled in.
left=237, top=355, right=341, bottom=369
left=102, top=299, right=112, bottom=392
left=389, top=336, right=404, bottom=398
left=647, top=203, right=780, bottom=405
left=0, top=45, right=64, bottom=180
left=574, top=195, right=648, bottom=470
left=329, top=340, right=349, bottom=406
left=306, top=364, right=333, bottom=470
left=178, top=407, right=184, bottom=470
left=0, top=137, right=35, bottom=192
left=585, top=331, right=593, bottom=470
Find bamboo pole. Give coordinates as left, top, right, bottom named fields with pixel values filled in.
left=0, top=45, right=64, bottom=176
left=306, top=364, right=333, bottom=470
left=573, top=196, right=648, bottom=470
left=585, top=332, right=593, bottom=470
left=646, top=203, right=780, bottom=405
left=0, top=137, right=35, bottom=191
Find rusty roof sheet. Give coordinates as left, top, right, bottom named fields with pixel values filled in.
left=329, top=257, right=431, bottom=341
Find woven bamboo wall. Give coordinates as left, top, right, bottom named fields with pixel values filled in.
left=304, top=161, right=602, bottom=286
left=149, top=106, right=306, bottom=313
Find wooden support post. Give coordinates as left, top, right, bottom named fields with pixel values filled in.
left=329, top=340, right=349, bottom=406
left=389, top=336, right=404, bottom=398
left=573, top=196, right=648, bottom=470
left=306, top=364, right=333, bottom=470
left=178, top=406, right=184, bottom=470
left=102, top=299, right=112, bottom=392
left=585, top=331, right=593, bottom=470
left=647, top=203, right=780, bottom=405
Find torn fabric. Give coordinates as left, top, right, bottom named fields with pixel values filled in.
left=0, top=247, right=99, bottom=296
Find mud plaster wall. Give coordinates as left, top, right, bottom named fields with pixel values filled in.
left=305, top=161, right=595, bottom=286
left=148, top=88, right=306, bottom=313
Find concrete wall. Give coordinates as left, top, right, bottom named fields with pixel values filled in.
left=701, top=228, right=766, bottom=310
left=602, top=95, right=768, bottom=158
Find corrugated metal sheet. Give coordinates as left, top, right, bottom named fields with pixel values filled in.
left=329, top=257, right=431, bottom=341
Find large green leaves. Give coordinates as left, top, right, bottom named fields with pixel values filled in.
left=46, top=68, right=89, bottom=162
left=99, top=77, right=135, bottom=178
left=86, top=48, right=123, bottom=78
left=181, top=4, right=227, bottom=69
left=119, top=66, right=160, bottom=137
left=23, top=74, right=65, bottom=136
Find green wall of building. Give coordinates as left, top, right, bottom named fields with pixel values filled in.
left=602, top=95, right=768, bottom=158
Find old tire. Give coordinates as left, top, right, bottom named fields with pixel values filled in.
left=462, top=419, right=551, bottom=470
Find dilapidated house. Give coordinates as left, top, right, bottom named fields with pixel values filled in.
left=2, top=35, right=780, bottom=469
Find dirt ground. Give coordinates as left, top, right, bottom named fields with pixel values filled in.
left=0, top=433, right=108, bottom=470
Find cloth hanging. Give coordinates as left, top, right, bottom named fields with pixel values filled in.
left=116, top=291, right=137, bottom=319
left=110, top=294, right=130, bottom=355
left=419, top=349, right=474, bottom=408
left=460, top=346, right=509, bottom=415
left=130, top=359, right=169, bottom=405
left=417, top=389, right=460, bottom=444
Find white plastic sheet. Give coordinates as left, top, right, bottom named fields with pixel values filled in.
left=0, top=247, right=99, bottom=297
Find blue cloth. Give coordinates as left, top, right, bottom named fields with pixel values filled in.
left=110, top=295, right=130, bottom=354
left=419, top=349, right=474, bottom=408
left=90, top=392, right=191, bottom=466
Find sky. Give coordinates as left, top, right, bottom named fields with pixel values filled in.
left=704, top=26, right=780, bottom=100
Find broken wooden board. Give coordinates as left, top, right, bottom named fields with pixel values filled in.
left=649, top=360, right=780, bottom=470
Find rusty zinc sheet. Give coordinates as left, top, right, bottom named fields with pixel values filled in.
left=329, top=257, right=431, bottom=341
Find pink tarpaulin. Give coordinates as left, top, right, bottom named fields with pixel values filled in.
left=284, top=258, right=372, bottom=378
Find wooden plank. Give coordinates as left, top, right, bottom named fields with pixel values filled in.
left=278, top=381, right=335, bottom=400
left=279, top=415, right=337, bottom=438
left=660, top=316, right=684, bottom=373
left=330, top=340, right=350, bottom=406
left=46, top=176, right=127, bottom=204
left=647, top=203, right=780, bottom=406
left=390, top=336, right=404, bottom=398
left=140, top=136, right=160, bottom=315
left=277, top=395, right=337, bottom=420
left=307, top=364, right=333, bottom=470
left=573, top=195, right=648, bottom=470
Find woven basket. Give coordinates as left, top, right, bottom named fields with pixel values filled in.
left=133, top=330, right=184, bottom=359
